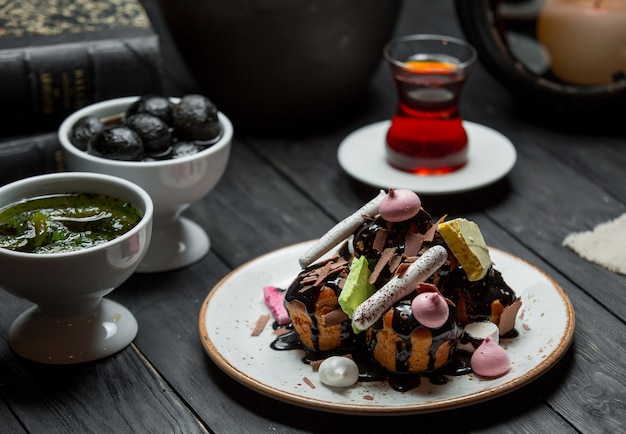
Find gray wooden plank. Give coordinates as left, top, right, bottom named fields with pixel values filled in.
left=0, top=294, right=208, bottom=434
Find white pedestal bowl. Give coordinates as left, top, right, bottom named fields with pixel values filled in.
left=0, top=172, right=153, bottom=364
left=59, top=96, right=232, bottom=273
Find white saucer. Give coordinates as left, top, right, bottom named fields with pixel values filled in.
left=337, top=120, right=517, bottom=195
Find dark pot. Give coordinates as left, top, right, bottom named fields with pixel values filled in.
left=455, top=0, right=626, bottom=122
left=159, top=0, right=403, bottom=132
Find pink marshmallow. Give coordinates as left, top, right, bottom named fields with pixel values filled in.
left=379, top=188, right=421, bottom=222
left=263, top=286, right=290, bottom=325
left=470, top=337, right=511, bottom=378
left=411, top=292, right=449, bottom=329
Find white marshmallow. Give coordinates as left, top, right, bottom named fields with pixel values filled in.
left=318, top=356, right=360, bottom=388
left=457, top=321, right=500, bottom=353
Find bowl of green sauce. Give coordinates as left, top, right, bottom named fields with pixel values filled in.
left=0, top=172, right=153, bottom=364
left=59, top=96, right=232, bottom=273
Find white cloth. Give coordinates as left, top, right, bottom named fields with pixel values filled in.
left=563, top=213, right=626, bottom=276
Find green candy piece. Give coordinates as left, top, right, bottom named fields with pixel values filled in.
left=338, top=256, right=376, bottom=332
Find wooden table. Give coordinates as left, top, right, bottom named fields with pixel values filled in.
left=1, top=1, right=624, bottom=432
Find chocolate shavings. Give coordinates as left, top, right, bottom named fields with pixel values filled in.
left=322, top=308, right=349, bottom=326
left=251, top=314, right=270, bottom=336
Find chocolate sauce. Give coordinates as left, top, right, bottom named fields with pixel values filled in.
left=457, top=333, right=483, bottom=351
left=283, top=259, right=345, bottom=309
left=269, top=327, right=300, bottom=351
left=272, top=209, right=520, bottom=392
left=367, top=298, right=462, bottom=373
left=271, top=328, right=472, bottom=392
left=441, top=266, right=518, bottom=323
left=351, top=211, right=453, bottom=289
left=352, top=210, right=433, bottom=259
left=282, top=258, right=363, bottom=353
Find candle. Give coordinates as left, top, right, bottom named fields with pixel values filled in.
left=536, top=0, right=626, bottom=86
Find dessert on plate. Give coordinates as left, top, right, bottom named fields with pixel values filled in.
left=268, top=188, right=522, bottom=390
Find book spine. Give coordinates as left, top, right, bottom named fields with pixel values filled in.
left=0, top=35, right=163, bottom=135
left=0, top=133, right=61, bottom=186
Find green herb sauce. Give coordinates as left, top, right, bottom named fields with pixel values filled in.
left=0, top=193, right=143, bottom=253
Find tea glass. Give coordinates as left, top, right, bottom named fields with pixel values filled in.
left=384, top=34, right=477, bottom=175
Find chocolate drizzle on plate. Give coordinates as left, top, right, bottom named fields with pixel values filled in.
left=270, top=326, right=478, bottom=392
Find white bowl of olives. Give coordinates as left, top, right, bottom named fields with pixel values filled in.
left=59, top=95, right=233, bottom=273
left=0, top=172, right=153, bottom=364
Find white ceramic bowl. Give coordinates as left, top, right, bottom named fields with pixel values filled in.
left=0, top=172, right=153, bottom=364
left=58, top=96, right=233, bottom=272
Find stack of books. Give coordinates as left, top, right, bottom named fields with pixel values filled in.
left=0, top=0, right=164, bottom=136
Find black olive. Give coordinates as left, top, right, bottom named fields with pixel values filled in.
left=87, top=126, right=144, bottom=161
left=125, top=113, right=172, bottom=155
left=170, top=142, right=205, bottom=158
left=173, top=94, right=222, bottom=142
left=126, top=95, right=175, bottom=126
left=70, top=116, right=104, bottom=151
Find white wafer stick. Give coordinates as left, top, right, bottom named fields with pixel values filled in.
left=299, top=190, right=386, bottom=268
left=352, top=245, right=448, bottom=331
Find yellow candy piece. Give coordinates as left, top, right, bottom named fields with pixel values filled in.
left=438, top=218, right=492, bottom=281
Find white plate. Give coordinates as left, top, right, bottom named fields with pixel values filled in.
left=337, top=121, right=517, bottom=195
left=199, top=241, right=575, bottom=415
